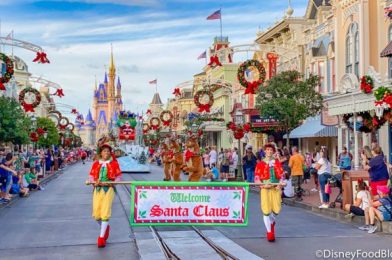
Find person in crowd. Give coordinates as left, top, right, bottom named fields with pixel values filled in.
left=10, top=169, right=29, bottom=197
left=218, top=148, right=224, bottom=169
left=14, top=148, right=26, bottom=175
left=209, top=146, right=217, bottom=168
left=361, top=145, right=373, bottom=169
left=314, top=147, right=332, bottom=208
left=268, top=135, right=278, bottom=149
left=363, top=146, right=389, bottom=198
left=45, top=149, right=53, bottom=174
left=281, top=171, right=294, bottom=198
left=204, top=163, right=220, bottom=181
left=23, top=167, right=43, bottom=191
left=338, top=147, right=353, bottom=170
left=203, top=147, right=210, bottom=169
left=257, top=148, right=266, bottom=160
left=279, top=147, right=291, bottom=176
left=80, top=150, right=87, bottom=165
left=289, top=146, right=305, bottom=201
left=304, top=152, right=313, bottom=185
left=220, top=149, right=230, bottom=181
left=0, top=153, right=18, bottom=201
left=344, top=179, right=371, bottom=220
left=243, top=148, right=257, bottom=182
left=366, top=185, right=392, bottom=234
left=231, top=147, right=239, bottom=178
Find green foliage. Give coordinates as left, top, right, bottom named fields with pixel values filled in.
left=255, top=70, right=323, bottom=140
left=0, top=96, right=31, bottom=145
left=36, top=117, right=60, bottom=147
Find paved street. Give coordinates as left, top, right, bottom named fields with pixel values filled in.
left=1, top=162, right=392, bottom=260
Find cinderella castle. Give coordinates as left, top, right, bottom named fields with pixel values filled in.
left=75, top=50, right=123, bottom=147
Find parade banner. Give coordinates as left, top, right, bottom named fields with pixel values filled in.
left=130, top=181, right=249, bottom=226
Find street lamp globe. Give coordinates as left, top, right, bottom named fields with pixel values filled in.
left=31, top=115, right=37, bottom=129
left=235, top=110, right=244, bottom=125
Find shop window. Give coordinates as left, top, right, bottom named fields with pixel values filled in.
left=345, top=23, right=359, bottom=77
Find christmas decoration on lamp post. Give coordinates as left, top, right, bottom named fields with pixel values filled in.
left=0, top=53, right=14, bottom=91
left=19, top=87, right=42, bottom=112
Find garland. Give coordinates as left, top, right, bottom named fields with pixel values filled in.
left=237, top=59, right=266, bottom=94
left=226, top=122, right=252, bottom=140
left=150, top=117, right=161, bottom=130
left=194, top=89, right=214, bottom=112
left=19, top=87, right=41, bottom=112
left=342, top=112, right=385, bottom=133
left=360, top=75, right=374, bottom=94
left=160, top=110, right=173, bottom=127
left=0, top=53, right=14, bottom=90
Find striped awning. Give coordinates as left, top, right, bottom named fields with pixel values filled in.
left=283, top=115, right=337, bottom=139
left=381, top=41, right=392, bottom=57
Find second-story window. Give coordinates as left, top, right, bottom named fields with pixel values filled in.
left=345, top=22, right=359, bottom=78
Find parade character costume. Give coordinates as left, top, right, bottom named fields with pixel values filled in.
left=89, top=143, right=122, bottom=248
left=183, top=135, right=203, bottom=182
left=169, top=139, right=183, bottom=182
left=255, top=144, right=284, bottom=242
left=161, top=143, right=173, bottom=181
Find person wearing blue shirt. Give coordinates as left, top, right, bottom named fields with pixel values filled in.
left=210, top=163, right=219, bottom=180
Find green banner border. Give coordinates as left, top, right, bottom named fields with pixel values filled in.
left=130, top=181, right=249, bottom=227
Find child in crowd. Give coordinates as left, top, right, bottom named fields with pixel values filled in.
left=23, top=167, right=44, bottom=191
left=366, top=185, right=392, bottom=234
left=344, top=179, right=371, bottom=221
left=281, top=172, right=294, bottom=198
left=211, top=163, right=219, bottom=181
left=10, top=169, right=29, bottom=197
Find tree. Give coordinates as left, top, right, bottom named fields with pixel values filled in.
left=36, top=117, right=60, bottom=147
left=255, top=70, right=323, bottom=147
left=0, top=96, right=31, bottom=145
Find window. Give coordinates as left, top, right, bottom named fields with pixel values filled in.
left=345, top=23, right=359, bottom=77
left=389, top=24, right=392, bottom=42
left=319, top=61, right=325, bottom=93
left=331, top=58, right=336, bottom=92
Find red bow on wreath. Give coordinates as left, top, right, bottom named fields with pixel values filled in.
left=162, top=121, right=171, bottom=127
left=151, top=125, right=159, bottom=130
left=22, top=102, right=35, bottom=112
left=54, top=88, right=65, bottom=98
left=32, top=52, right=50, bottom=64
left=198, top=104, right=211, bottom=113
left=30, top=132, right=39, bottom=142
left=184, top=150, right=194, bottom=162
left=37, top=128, right=46, bottom=136
left=172, top=88, right=181, bottom=97
left=208, top=55, right=222, bottom=67
left=71, top=108, right=77, bottom=114
left=244, top=81, right=261, bottom=94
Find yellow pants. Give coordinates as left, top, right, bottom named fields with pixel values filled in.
left=260, top=188, right=281, bottom=216
left=92, top=187, right=115, bottom=221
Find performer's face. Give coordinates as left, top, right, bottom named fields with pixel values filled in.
left=265, top=147, right=274, bottom=158
left=101, top=148, right=111, bottom=160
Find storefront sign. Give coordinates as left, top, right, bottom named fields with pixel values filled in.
left=321, top=106, right=339, bottom=126
left=250, top=115, right=280, bottom=127
left=130, top=182, right=249, bottom=226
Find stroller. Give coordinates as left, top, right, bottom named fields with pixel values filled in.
left=327, top=173, right=343, bottom=209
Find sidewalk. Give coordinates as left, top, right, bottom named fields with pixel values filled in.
left=283, top=179, right=392, bottom=235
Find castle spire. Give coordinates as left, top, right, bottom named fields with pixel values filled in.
left=109, top=43, right=116, bottom=76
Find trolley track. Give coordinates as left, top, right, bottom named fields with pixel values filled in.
left=120, top=174, right=239, bottom=260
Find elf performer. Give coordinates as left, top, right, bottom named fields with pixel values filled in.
left=89, top=142, right=122, bottom=248
left=254, top=144, right=285, bottom=242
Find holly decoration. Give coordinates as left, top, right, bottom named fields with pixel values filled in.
left=160, top=110, right=173, bottom=127
left=150, top=117, right=161, bottom=130
left=19, top=87, right=41, bottom=112
left=32, top=52, right=50, bottom=64
left=0, top=53, right=14, bottom=90
left=226, top=122, right=252, bottom=139
left=208, top=55, right=222, bottom=67
left=194, top=89, right=214, bottom=113
left=360, top=75, right=374, bottom=94
left=237, top=59, right=266, bottom=94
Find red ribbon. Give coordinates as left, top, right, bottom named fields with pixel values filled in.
left=22, top=102, right=35, bottom=112
left=151, top=125, right=159, bottom=130
left=198, top=104, right=210, bottom=113
left=184, top=150, right=194, bottom=162
left=0, top=82, right=5, bottom=91
left=208, top=55, right=222, bottom=67
left=33, top=52, right=50, bottom=64
left=244, top=81, right=260, bottom=94
left=54, top=88, right=65, bottom=98
left=172, top=88, right=181, bottom=97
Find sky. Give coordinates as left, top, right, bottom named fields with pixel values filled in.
left=0, top=0, right=309, bottom=118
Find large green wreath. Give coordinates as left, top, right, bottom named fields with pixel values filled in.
left=237, top=59, right=266, bottom=94
left=0, top=53, right=14, bottom=90
left=19, top=87, right=42, bottom=112
left=194, top=89, right=214, bottom=113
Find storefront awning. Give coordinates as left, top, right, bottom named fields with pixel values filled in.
left=381, top=41, right=392, bottom=57
left=284, top=115, right=337, bottom=139
left=324, top=91, right=375, bottom=116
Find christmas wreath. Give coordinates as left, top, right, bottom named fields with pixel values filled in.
left=0, top=53, right=14, bottom=90
left=160, top=110, right=173, bottom=127
left=58, top=117, right=69, bottom=130
left=19, top=87, right=41, bottom=112
left=237, top=59, right=266, bottom=94
left=142, top=123, right=150, bottom=134
left=150, top=117, right=161, bottom=130
left=194, top=89, right=214, bottom=112
left=360, top=75, right=374, bottom=94
left=343, top=112, right=385, bottom=133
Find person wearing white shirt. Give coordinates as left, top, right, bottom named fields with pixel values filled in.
left=209, top=147, right=217, bottom=168
left=231, top=148, right=239, bottom=177
left=314, top=147, right=332, bottom=209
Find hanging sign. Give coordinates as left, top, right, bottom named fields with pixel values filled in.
left=130, top=181, right=249, bottom=226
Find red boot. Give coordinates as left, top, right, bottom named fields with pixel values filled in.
left=104, top=225, right=110, bottom=240
left=97, top=237, right=106, bottom=248
left=267, top=231, right=275, bottom=242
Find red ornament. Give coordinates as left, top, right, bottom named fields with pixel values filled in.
left=33, top=52, right=50, bottom=64
left=172, top=88, right=181, bottom=97
left=54, top=88, right=65, bottom=98
left=208, top=55, right=222, bottom=67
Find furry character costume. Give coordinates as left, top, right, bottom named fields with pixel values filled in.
left=89, top=142, right=121, bottom=248
left=161, top=143, right=173, bottom=181
left=169, top=139, right=183, bottom=181
left=183, top=136, right=203, bottom=182
left=255, top=156, right=284, bottom=242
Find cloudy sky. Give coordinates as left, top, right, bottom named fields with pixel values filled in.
left=1, top=0, right=308, bottom=117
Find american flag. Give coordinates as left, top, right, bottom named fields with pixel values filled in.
left=149, top=79, right=157, bottom=84
left=207, top=10, right=221, bottom=20
left=197, top=51, right=206, bottom=60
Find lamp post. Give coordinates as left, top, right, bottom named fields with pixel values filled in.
left=31, top=116, right=37, bottom=150
left=235, top=109, right=244, bottom=181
